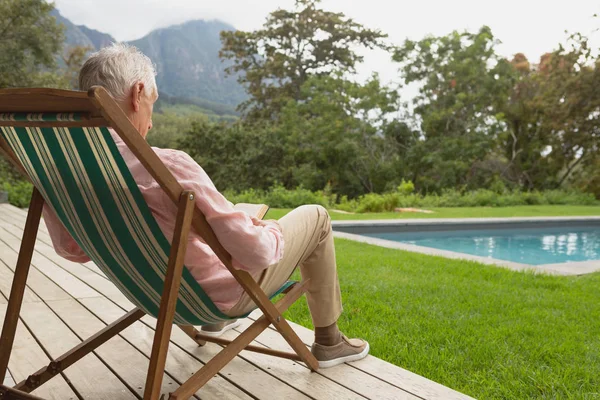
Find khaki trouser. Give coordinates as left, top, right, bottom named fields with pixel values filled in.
left=225, top=205, right=343, bottom=327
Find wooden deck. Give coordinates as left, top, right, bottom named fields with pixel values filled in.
left=0, top=203, right=474, bottom=400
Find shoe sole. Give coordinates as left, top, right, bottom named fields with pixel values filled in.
left=199, top=320, right=242, bottom=338
left=317, top=341, right=370, bottom=369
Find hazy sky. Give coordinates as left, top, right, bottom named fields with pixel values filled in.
left=53, top=0, right=599, bottom=84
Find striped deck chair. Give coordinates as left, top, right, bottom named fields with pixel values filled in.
left=0, top=87, right=318, bottom=400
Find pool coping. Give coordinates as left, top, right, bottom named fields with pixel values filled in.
left=331, top=217, right=600, bottom=276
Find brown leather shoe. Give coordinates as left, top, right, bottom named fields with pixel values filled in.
left=200, top=319, right=241, bottom=337
left=311, top=334, right=369, bottom=368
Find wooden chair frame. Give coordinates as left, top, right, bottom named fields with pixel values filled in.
left=0, top=87, right=318, bottom=400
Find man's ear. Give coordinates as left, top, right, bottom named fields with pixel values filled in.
left=130, top=82, right=145, bottom=112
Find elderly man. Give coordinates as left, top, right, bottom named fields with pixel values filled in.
left=43, top=43, right=368, bottom=368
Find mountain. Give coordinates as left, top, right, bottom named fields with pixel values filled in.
left=54, top=10, right=246, bottom=108
left=51, top=10, right=100, bottom=50
left=76, top=25, right=115, bottom=50
left=129, top=20, right=246, bottom=106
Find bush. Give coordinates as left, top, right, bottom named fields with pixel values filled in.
left=224, top=184, right=335, bottom=209
left=2, top=181, right=33, bottom=208
left=222, top=182, right=599, bottom=213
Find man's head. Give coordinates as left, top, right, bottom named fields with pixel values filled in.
left=79, top=43, right=158, bottom=138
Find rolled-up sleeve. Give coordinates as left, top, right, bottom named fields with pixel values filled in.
left=165, top=151, right=284, bottom=272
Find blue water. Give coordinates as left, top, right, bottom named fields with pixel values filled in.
left=363, top=226, right=600, bottom=265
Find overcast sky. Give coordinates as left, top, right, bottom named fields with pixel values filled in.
left=53, top=0, right=599, bottom=85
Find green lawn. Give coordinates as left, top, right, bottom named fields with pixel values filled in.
left=265, top=205, right=600, bottom=220
left=283, top=239, right=600, bottom=399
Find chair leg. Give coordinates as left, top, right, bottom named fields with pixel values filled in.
left=233, top=274, right=320, bottom=371
left=0, top=189, right=44, bottom=384
left=177, top=325, right=206, bottom=346
left=170, top=315, right=273, bottom=400
left=143, top=191, right=196, bottom=400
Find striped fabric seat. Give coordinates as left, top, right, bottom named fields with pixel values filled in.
left=0, top=113, right=290, bottom=325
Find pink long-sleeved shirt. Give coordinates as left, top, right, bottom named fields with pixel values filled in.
left=42, top=130, right=284, bottom=311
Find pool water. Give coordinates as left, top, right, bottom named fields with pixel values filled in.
left=363, top=226, right=600, bottom=265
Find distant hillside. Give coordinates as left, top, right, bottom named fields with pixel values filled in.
left=54, top=10, right=247, bottom=108
left=76, top=25, right=115, bottom=50
left=129, top=20, right=246, bottom=106
left=51, top=9, right=100, bottom=50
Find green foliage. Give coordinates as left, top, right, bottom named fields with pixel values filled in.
left=393, top=26, right=517, bottom=193
left=223, top=183, right=597, bottom=211
left=147, top=110, right=209, bottom=149
left=155, top=93, right=239, bottom=118
left=265, top=205, right=600, bottom=220
left=397, top=179, right=415, bottom=195
left=220, top=0, right=388, bottom=121
left=501, top=35, right=600, bottom=191
left=1, top=181, right=33, bottom=208
left=225, top=184, right=334, bottom=209
left=179, top=121, right=290, bottom=191
left=0, top=0, right=65, bottom=88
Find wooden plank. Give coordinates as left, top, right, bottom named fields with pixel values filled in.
left=4, top=369, right=15, bottom=387
left=246, top=311, right=474, bottom=400
left=80, top=297, right=253, bottom=400
left=0, top=189, right=44, bottom=381
left=0, top=88, right=103, bottom=117
left=19, top=301, right=136, bottom=400
left=0, top=208, right=110, bottom=283
left=0, top=264, right=40, bottom=304
left=0, top=238, right=71, bottom=302
left=235, top=317, right=420, bottom=400
left=26, top=240, right=118, bottom=297
left=0, top=305, right=79, bottom=400
left=47, top=298, right=178, bottom=399
left=0, top=262, right=40, bottom=304
left=0, top=217, right=140, bottom=313
left=0, top=226, right=100, bottom=299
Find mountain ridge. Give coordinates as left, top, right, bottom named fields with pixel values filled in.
left=53, top=10, right=246, bottom=109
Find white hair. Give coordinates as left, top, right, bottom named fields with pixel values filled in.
left=79, top=43, right=157, bottom=102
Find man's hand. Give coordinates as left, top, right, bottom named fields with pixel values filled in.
left=251, top=217, right=282, bottom=232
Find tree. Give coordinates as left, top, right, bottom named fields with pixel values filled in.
left=278, top=73, right=407, bottom=196
left=146, top=110, right=210, bottom=149
left=393, top=26, right=516, bottom=193
left=179, top=121, right=289, bottom=191
left=220, top=0, right=388, bottom=121
left=61, top=45, right=93, bottom=89
left=0, top=0, right=64, bottom=88
left=502, top=34, right=600, bottom=191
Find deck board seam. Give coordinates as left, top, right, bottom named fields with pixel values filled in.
left=0, top=291, right=86, bottom=400
left=0, top=210, right=108, bottom=281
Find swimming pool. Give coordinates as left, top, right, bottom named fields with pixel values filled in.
left=361, top=226, right=600, bottom=265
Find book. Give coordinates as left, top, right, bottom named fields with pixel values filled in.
left=233, top=203, right=270, bottom=220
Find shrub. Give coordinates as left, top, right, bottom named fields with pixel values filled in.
left=2, top=181, right=33, bottom=208
left=223, top=182, right=599, bottom=213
